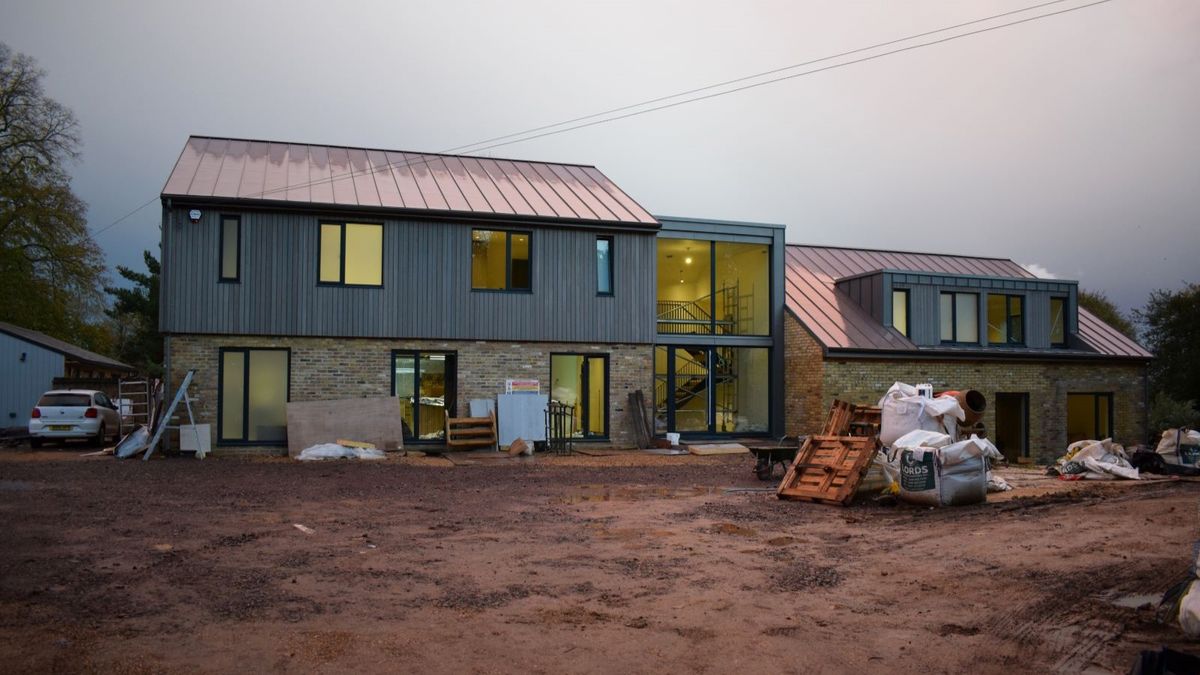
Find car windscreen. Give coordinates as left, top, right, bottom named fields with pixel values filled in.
left=36, top=394, right=92, bottom=407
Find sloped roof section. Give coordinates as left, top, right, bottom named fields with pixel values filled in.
left=0, top=321, right=134, bottom=371
left=162, top=136, right=658, bottom=227
left=784, top=244, right=1150, bottom=360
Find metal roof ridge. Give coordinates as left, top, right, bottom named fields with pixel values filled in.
left=183, top=134, right=603, bottom=170
left=785, top=241, right=1025, bottom=266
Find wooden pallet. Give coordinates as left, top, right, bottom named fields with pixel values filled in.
left=445, top=411, right=497, bottom=451
left=821, top=400, right=882, bottom=438
left=776, top=434, right=878, bottom=505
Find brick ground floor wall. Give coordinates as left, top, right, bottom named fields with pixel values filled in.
left=166, top=335, right=653, bottom=451
left=783, top=317, right=1148, bottom=463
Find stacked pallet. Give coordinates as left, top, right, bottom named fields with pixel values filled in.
left=777, top=400, right=882, bottom=506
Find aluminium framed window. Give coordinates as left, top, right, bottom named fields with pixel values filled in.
left=471, top=229, right=532, bottom=292
left=939, top=292, right=979, bottom=344
left=318, top=222, right=383, bottom=287
left=1066, top=393, right=1113, bottom=444
left=217, top=347, right=291, bottom=446
left=219, top=215, right=240, bottom=282
left=891, top=288, right=910, bottom=337
left=596, top=236, right=614, bottom=296
left=1050, top=297, right=1068, bottom=347
left=987, top=294, right=1025, bottom=345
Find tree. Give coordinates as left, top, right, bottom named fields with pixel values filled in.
left=0, top=42, right=108, bottom=351
left=104, top=251, right=162, bottom=376
left=1137, top=283, right=1200, bottom=418
left=1078, top=289, right=1137, bottom=340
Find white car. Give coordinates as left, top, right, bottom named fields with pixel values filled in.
left=28, top=390, right=122, bottom=447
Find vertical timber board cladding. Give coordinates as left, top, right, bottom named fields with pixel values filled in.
left=161, top=208, right=656, bottom=343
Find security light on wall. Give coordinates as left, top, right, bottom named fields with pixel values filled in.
left=188, top=209, right=202, bottom=224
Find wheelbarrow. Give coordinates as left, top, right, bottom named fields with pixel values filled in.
left=749, top=437, right=803, bottom=481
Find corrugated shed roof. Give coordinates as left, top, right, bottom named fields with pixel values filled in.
left=162, top=136, right=658, bottom=226
left=0, top=321, right=134, bottom=371
left=785, top=244, right=1151, bottom=360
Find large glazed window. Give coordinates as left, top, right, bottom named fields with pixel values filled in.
left=1050, top=297, right=1067, bottom=346
left=550, top=353, right=609, bottom=438
left=940, top=292, right=979, bottom=343
left=220, top=216, right=240, bottom=281
left=471, top=229, right=532, bottom=291
left=393, top=351, right=455, bottom=441
left=987, top=294, right=1025, bottom=345
left=657, top=239, right=712, bottom=335
left=1066, top=393, right=1113, bottom=444
left=715, top=242, right=770, bottom=335
left=655, top=345, right=769, bottom=434
left=219, top=348, right=289, bottom=444
left=319, top=222, right=383, bottom=286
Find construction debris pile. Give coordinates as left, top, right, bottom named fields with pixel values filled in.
left=1047, top=438, right=1139, bottom=481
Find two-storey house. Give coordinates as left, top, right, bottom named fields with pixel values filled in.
left=782, top=244, right=1151, bottom=462
left=158, top=137, right=785, bottom=451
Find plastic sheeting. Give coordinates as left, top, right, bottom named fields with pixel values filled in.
left=1051, top=438, right=1139, bottom=480
left=296, top=443, right=387, bottom=461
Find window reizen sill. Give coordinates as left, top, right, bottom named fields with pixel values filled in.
left=939, top=341, right=982, bottom=347
left=597, top=292, right=614, bottom=298
left=218, top=278, right=240, bottom=284
left=317, top=282, right=384, bottom=289
left=471, top=288, right=533, bottom=294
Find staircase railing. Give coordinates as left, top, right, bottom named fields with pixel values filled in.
left=656, top=283, right=740, bottom=334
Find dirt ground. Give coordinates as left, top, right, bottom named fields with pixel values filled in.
left=1, top=447, right=1198, bottom=674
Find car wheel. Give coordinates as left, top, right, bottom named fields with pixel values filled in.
left=30, top=437, right=43, bottom=449
left=92, top=423, right=106, bottom=447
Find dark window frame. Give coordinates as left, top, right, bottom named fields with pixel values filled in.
left=549, top=352, right=610, bottom=440
left=655, top=239, right=773, bottom=338
left=470, top=228, right=533, bottom=293
left=1050, top=296, right=1069, bottom=347
left=219, top=215, right=241, bottom=283
left=940, top=291, right=980, bottom=345
left=891, top=287, right=911, bottom=337
left=390, top=349, right=458, bottom=443
left=657, top=344, right=772, bottom=438
left=596, top=235, right=614, bottom=297
left=317, top=221, right=385, bottom=288
left=216, top=347, right=291, bottom=446
left=988, top=293, right=1026, bottom=346
left=1067, top=392, right=1114, bottom=441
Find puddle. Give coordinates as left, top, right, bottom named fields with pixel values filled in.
left=1109, top=593, right=1160, bottom=609
left=559, top=485, right=716, bottom=504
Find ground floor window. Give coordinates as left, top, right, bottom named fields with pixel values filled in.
left=550, top=353, right=608, bottom=439
left=218, top=348, right=290, bottom=444
left=1067, top=393, right=1113, bottom=444
left=654, top=345, right=769, bottom=435
left=393, top=351, right=455, bottom=442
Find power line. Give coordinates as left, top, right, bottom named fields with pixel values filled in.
left=96, top=0, right=1113, bottom=232
left=248, top=0, right=1113, bottom=201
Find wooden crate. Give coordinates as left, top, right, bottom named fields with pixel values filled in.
left=776, top=434, right=877, bottom=506
left=445, top=410, right=497, bottom=451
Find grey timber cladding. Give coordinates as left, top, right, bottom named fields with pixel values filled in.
left=160, top=208, right=656, bottom=343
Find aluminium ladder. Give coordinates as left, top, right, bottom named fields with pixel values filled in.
left=143, top=370, right=203, bottom=460
left=117, top=378, right=152, bottom=437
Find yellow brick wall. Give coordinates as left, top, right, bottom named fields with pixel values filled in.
left=783, top=314, right=1147, bottom=462
left=166, top=335, right=652, bottom=451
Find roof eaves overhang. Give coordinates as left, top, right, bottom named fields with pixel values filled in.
left=161, top=195, right=662, bottom=233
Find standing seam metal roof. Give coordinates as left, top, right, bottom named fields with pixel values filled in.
left=784, top=244, right=1151, bottom=359
left=162, top=136, right=658, bottom=226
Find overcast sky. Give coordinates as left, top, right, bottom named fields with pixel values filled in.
left=2, top=0, right=1197, bottom=313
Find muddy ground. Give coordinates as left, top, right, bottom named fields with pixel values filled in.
left=1, top=448, right=1198, bottom=674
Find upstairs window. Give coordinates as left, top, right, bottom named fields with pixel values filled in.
left=987, top=294, right=1025, bottom=345
left=319, top=222, right=383, bottom=286
left=891, top=289, right=909, bottom=337
left=596, top=236, right=613, bottom=296
left=220, top=216, right=240, bottom=282
left=1050, top=297, right=1067, bottom=346
left=471, top=229, right=531, bottom=292
left=939, top=292, right=978, bottom=343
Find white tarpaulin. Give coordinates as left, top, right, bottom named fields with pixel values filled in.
left=1052, top=438, right=1140, bottom=480
left=296, top=443, right=387, bottom=461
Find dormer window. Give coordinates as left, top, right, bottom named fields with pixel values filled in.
left=891, top=289, right=909, bottom=337
left=1050, top=297, right=1067, bottom=347
left=940, top=292, right=978, bottom=344
left=987, top=294, right=1025, bottom=345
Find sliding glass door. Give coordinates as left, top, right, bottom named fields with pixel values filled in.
left=218, top=348, right=290, bottom=445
